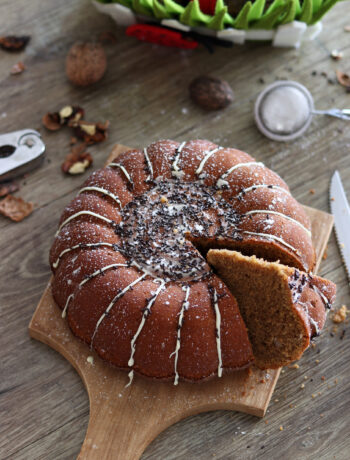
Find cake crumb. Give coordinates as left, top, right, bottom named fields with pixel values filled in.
left=300, top=383, right=305, bottom=389
left=291, top=363, right=299, bottom=369
left=279, top=426, right=284, bottom=431
left=265, top=420, right=269, bottom=424
left=312, top=393, right=316, bottom=398
left=160, top=195, right=168, bottom=204
left=321, top=376, right=326, bottom=381
left=315, top=359, right=320, bottom=364
left=332, top=305, right=348, bottom=323
left=87, top=356, right=94, bottom=365
left=309, top=189, right=315, bottom=194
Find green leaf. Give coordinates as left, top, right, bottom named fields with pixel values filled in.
left=265, top=0, right=285, bottom=15
left=234, top=2, right=252, bottom=29
left=298, top=0, right=313, bottom=22
left=248, top=0, right=266, bottom=21
left=312, top=0, right=323, bottom=14
left=163, top=0, right=185, bottom=15
left=153, top=0, right=171, bottom=19
left=310, top=0, right=340, bottom=24
left=251, top=3, right=287, bottom=28
left=208, top=6, right=227, bottom=30
left=180, top=0, right=211, bottom=27
left=280, top=0, right=297, bottom=24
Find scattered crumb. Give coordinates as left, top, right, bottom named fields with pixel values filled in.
left=304, top=376, right=308, bottom=380
left=332, top=305, right=348, bottom=323
left=160, top=196, right=168, bottom=204
left=315, top=359, right=320, bottom=364
left=321, top=376, right=326, bottom=381
left=279, top=426, right=284, bottom=431
left=322, top=245, right=328, bottom=260
left=344, top=25, right=350, bottom=32
left=320, top=413, right=324, bottom=417
left=312, top=394, right=316, bottom=398
left=10, top=61, right=25, bottom=75
left=291, top=363, right=299, bottom=369
left=289, top=403, right=293, bottom=408
left=87, top=356, right=94, bottom=365
left=264, top=420, right=269, bottom=424
left=274, top=399, right=279, bottom=402
left=331, top=50, right=343, bottom=60
left=309, top=189, right=315, bottom=194
left=300, top=383, right=305, bottom=389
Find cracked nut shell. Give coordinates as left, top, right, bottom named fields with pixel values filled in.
left=189, top=75, right=234, bottom=111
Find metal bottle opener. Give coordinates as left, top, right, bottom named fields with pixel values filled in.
left=0, top=129, right=45, bottom=182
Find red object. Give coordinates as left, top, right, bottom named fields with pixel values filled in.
left=197, top=0, right=217, bottom=15
left=126, top=24, right=198, bottom=49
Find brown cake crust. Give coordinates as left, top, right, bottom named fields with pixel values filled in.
left=50, top=139, right=318, bottom=383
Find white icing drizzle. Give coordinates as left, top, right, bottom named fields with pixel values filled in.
left=216, top=162, right=265, bottom=189
left=78, top=186, right=122, bottom=208
left=244, top=210, right=311, bottom=237
left=235, top=184, right=289, bottom=200
left=128, top=280, right=165, bottom=367
left=242, top=231, right=300, bottom=254
left=195, top=148, right=221, bottom=178
left=125, top=370, right=134, bottom=388
left=52, top=242, right=116, bottom=269
left=170, top=285, right=190, bottom=386
left=79, top=263, right=128, bottom=287
left=143, top=147, right=154, bottom=182
left=212, top=287, right=223, bottom=378
left=62, top=293, right=74, bottom=318
left=311, top=284, right=331, bottom=309
left=91, top=273, right=147, bottom=344
left=171, top=141, right=186, bottom=179
left=109, top=162, right=134, bottom=188
left=55, top=211, right=114, bottom=236
left=61, top=263, right=128, bottom=318
left=298, top=301, right=320, bottom=335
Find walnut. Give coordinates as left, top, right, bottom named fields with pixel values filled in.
left=189, top=75, right=234, bottom=111
left=42, top=106, right=84, bottom=131
left=61, top=144, right=93, bottom=175
left=66, top=42, right=107, bottom=87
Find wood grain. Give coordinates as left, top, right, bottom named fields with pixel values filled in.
left=28, top=144, right=333, bottom=459
left=1, top=1, right=350, bottom=459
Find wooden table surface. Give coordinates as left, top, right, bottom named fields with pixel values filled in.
left=1, top=1, right=350, bottom=459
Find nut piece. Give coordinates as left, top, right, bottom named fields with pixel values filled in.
left=0, top=195, right=33, bottom=222
left=0, top=35, right=30, bottom=52
left=61, top=145, right=93, bottom=175
left=72, top=120, right=109, bottom=144
left=189, top=75, right=234, bottom=111
left=0, top=182, right=19, bottom=198
left=42, top=105, right=84, bottom=131
left=10, top=61, right=25, bottom=75
left=336, top=70, right=350, bottom=91
left=66, top=42, right=107, bottom=87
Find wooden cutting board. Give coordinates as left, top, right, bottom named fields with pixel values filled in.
left=29, top=144, right=334, bottom=460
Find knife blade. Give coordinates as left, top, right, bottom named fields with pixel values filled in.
left=330, top=170, right=350, bottom=282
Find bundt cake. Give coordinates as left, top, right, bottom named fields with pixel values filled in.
left=207, top=250, right=336, bottom=368
left=49, top=139, right=333, bottom=384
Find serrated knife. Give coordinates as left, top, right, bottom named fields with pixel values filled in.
left=330, top=170, right=350, bottom=281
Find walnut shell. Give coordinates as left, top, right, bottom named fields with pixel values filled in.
left=189, top=75, right=234, bottom=111
left=66, top=42, right=107, bottom=87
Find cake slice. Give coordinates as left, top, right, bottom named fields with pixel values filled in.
left=207, top=249, right=336, bottom=369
